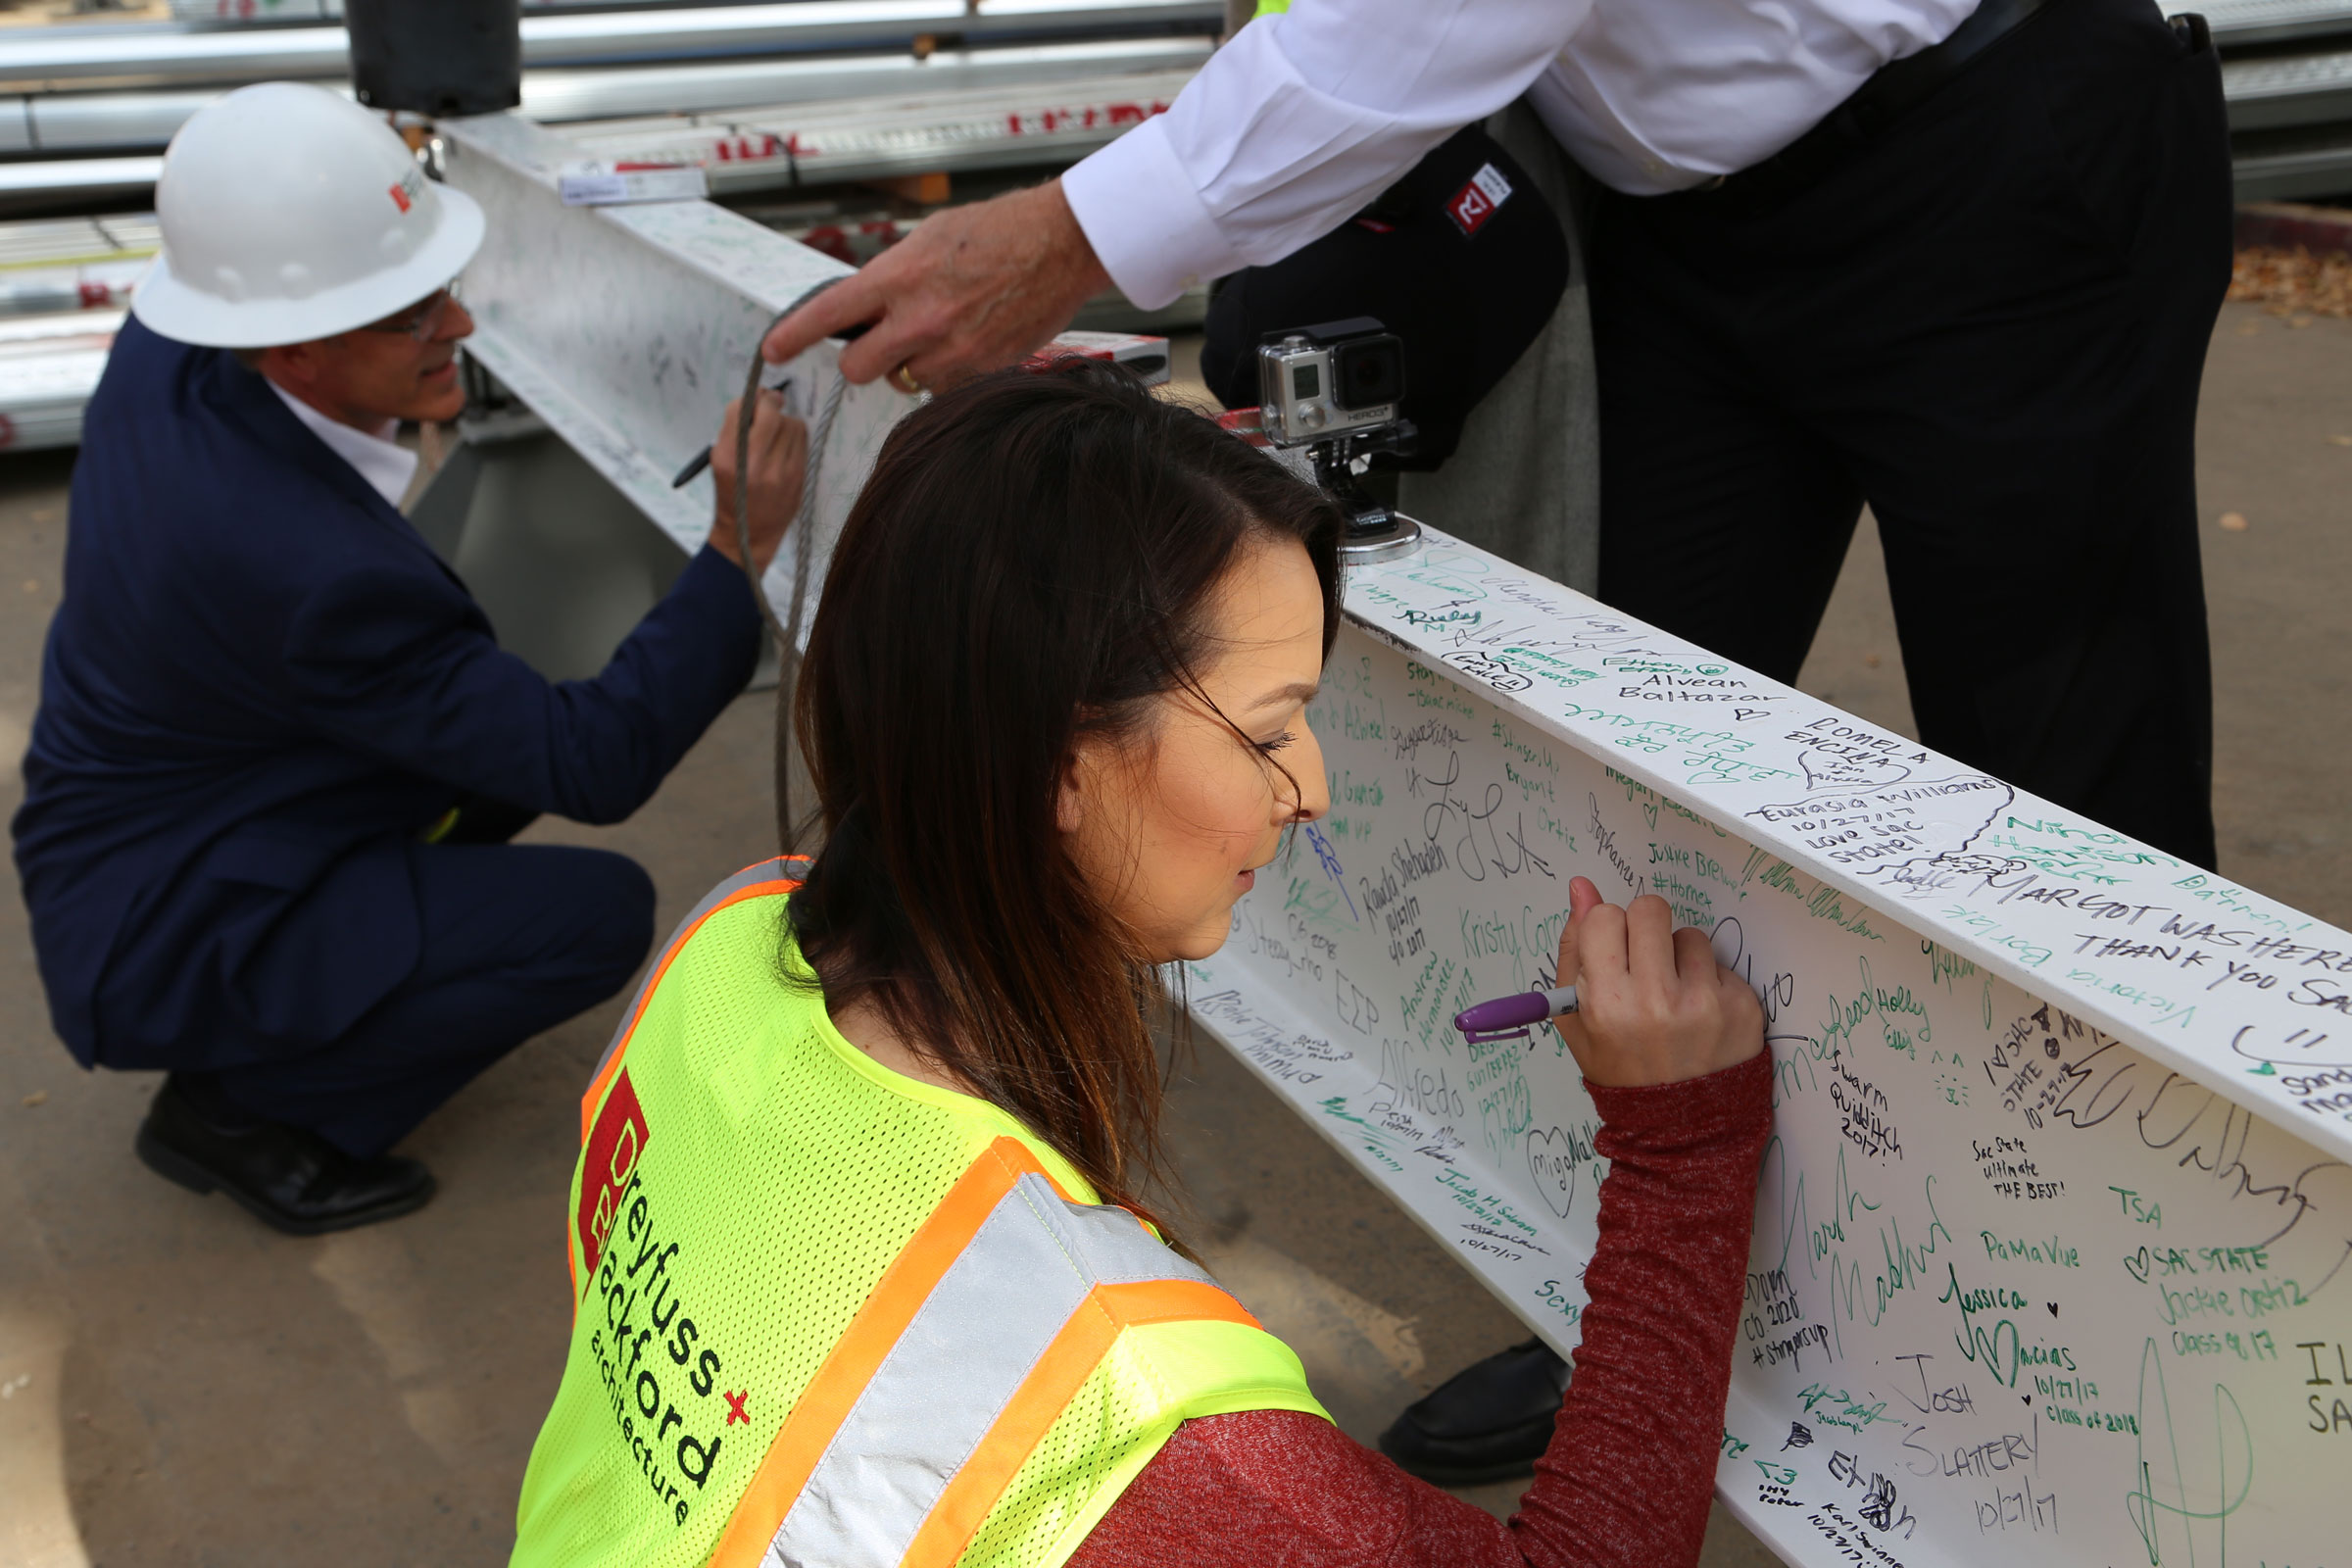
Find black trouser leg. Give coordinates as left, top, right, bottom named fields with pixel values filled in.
left=187, top=843, right=656, bottom=1157
left=1589, top=218, right=1865, bottom=686
left=1592, top=0, right=2230, bottom=867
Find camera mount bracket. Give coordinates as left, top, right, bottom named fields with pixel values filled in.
left=1310, top=419, right=1424, bottom=564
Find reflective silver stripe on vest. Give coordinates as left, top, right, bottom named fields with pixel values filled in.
left=766, top=1172, right=1218, bottom=1568
left=588, top=856, right=808, bottom=1084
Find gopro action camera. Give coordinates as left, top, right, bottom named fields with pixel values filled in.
left=1250, top=317, right=1421, bottom=562
left=1257, top=318, right=1406, bottom=449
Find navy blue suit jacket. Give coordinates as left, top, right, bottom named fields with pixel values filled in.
left=13, top=318, right=762, bottom=1068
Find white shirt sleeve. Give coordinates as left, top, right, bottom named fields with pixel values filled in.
left=1061, top=0, right=1595, bottom=310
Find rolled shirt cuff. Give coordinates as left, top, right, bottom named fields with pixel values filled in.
left=1061, top=117, right=1250, bottom=313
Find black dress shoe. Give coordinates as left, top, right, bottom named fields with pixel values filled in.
left=1379, top=1337, right=1572, bottom=1485
left=135, top=1076, right=435, bottom=1236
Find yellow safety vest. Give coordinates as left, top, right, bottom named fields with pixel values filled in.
left=511, top=858, right=1327, bottom=1568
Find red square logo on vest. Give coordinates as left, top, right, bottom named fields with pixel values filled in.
left=577, top=1069, right=651, bottom=1277
left=1446, top=162, right=1514, bottom=237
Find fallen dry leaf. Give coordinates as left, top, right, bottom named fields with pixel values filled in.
left=2230, top=246, right=2352, bottom=318
left=21, top=1091, right=45, bottom=1107
left=2218, top=512, right=2250, bottom=532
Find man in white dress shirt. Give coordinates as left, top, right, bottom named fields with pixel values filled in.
left=761, top=0, right=2231, bottom=1477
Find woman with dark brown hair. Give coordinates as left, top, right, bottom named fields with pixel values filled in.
left=511, top=359, right=1772, bottom=1568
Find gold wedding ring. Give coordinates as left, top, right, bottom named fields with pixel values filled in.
left=889, top=363, right=922, bottom=396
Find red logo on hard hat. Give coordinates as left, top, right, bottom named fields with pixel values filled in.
left=576, top=1069, right=651, bottom=1280
left=388, top=181, right=413, bottom=215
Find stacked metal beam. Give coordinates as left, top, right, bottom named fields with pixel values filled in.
left=0, top=0, right=1220, bottom=202
left=555, top=66, right=1195, bottom=191
left=12, top=1, right=2352, bottom=203
left=0, top=213, right=155, bottom=450
left=2212, top=0, right=2352, bottom=197
left=0, top=35, right=1212, bottom=204
left=0, top=1, right=1218, bottom=446
left=168, top=1, right=696, bottom=18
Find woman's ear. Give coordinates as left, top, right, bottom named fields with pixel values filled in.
left=1055, top=741, right=1092, bottom=837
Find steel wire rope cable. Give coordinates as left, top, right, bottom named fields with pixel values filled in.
left=731, top=275, right=855, bottom=855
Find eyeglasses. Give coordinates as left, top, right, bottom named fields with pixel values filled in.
left=360, top=280, right=464, bottom=343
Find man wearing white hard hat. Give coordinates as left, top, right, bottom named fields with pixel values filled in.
left=11, top=82, right=806, bottom=1235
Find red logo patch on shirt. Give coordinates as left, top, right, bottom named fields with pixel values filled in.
left=1446, top=162, right=1514, bottom=237
left=577, top=1069, right=651, bottom=1277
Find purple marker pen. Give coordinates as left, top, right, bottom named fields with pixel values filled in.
left=1452, top=985, right=1579, bottom=1046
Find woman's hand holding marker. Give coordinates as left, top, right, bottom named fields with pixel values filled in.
left=1552, top=876, right=1764, bottom=1089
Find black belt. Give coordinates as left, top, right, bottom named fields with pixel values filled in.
left=1668, top=0, right=2076, bottom=216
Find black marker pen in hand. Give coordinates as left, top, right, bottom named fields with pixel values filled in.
left=672, top=376, right=799, bottom=488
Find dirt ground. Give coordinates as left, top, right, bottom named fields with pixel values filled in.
left=0, top=298, right=2343, bottom=1566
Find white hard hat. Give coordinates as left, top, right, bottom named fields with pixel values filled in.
left=132, top=81, right=485, bottom=350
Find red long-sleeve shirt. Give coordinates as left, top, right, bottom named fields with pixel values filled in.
left=1072, top=1050, right=1774, bottom=1568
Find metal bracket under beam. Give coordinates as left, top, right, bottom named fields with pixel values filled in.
left=436, top=110, right=917, bottom=641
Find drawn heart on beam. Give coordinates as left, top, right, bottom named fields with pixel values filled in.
left=2046, top=1302, right=2059, bottom=1316
left=2123, top=1247, right=2151, bottom=1285
left=1526, top=1126, right=1580, bottom=1219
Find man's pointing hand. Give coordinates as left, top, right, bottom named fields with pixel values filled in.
left=760, top=177, right=1111, bottom=392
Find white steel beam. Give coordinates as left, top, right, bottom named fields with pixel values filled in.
left=1192, top=544, right=2351, bottom=1568
left=437, top=109, right=916, bottom=633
